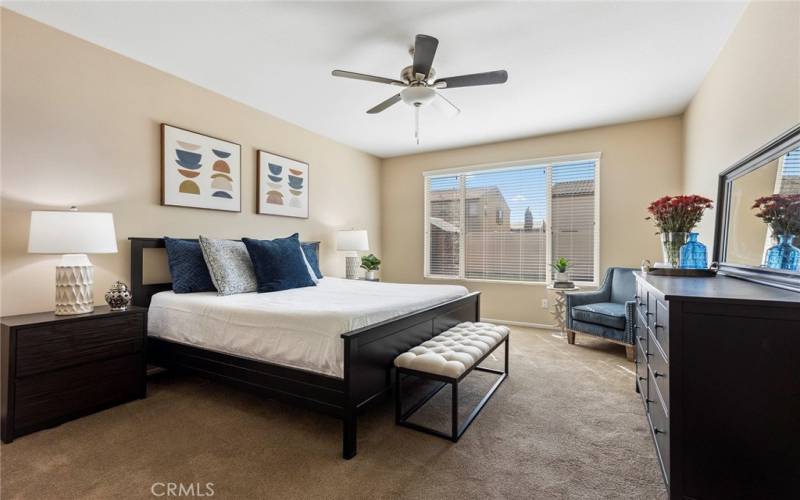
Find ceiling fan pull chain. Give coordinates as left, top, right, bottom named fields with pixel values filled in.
left=414, top=105, right=421, bottom=145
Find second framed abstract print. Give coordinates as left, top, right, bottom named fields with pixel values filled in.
left=257, top=150, right=309, bottom=218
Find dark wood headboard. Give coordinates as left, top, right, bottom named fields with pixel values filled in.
left=129, top=238, right=173, bottom=308
left=128, top=237, right=320, bottom=308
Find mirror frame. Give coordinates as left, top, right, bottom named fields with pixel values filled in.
left=713, top=123, right=800, bottom=292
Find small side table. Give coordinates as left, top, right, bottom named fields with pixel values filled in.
left=546, top=285, right=580, bottom=338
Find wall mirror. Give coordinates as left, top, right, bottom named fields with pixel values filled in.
left=714, top=124, right=800, bottom=291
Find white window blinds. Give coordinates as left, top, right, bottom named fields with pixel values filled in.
left=424, top=156, right=599, bottom=284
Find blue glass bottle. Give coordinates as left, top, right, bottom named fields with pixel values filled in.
left=765, top=234, right=800, bottom=271
left=679, top=232, right=707, bottom=269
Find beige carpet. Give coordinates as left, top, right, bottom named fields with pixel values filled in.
left=1, top=327, right=666, bottom=499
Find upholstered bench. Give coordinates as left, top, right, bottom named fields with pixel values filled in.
left=394, top=322, right=509, bottom=442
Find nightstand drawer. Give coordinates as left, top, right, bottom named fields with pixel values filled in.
left=16, top=314, right=144, bottom=377
left=14, top=354, right=142, bottom=434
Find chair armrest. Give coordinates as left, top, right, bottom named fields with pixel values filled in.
left=624, top=300, right=637, bottom=345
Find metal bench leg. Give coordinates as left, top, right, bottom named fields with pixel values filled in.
left=451, top=381, right=459, bottom=442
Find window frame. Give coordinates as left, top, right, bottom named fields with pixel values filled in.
left=423, top=153, right=601, bottom=286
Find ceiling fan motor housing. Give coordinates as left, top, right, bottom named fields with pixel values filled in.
left=400, top=86, right=437, bottom=107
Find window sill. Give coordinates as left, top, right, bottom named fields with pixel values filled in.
left=424, top=275, right=598, bottom=287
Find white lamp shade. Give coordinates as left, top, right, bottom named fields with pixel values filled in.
left=336, top=230, right=369, bottom=251
left=28, top=210, right=118, bottom=254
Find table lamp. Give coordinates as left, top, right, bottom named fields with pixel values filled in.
left=28, top=207, right=118, bottom=315
left=336, top=229, right=369, bottom=279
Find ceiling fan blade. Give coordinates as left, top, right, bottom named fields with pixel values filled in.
left=433, top=92, right=460, bottom=117
left=412, top=35, right=439, bottom=79
left=332, top=70, right=406, bottom=86
left=435, top=70, right=508, bottom=89
left=367, top=94, right=402, bottom=114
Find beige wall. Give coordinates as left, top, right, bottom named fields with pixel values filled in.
left=0, top=11, right=382, bottom=316
left=683, top=0, right=800, bottom=239
left=381, top=116, right=683, bottom=326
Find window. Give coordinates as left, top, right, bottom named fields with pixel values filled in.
left=424, top=155, right=599, bottom=284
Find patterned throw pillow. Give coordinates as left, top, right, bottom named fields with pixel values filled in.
left=242, top=233, right=317, bottom=293
left=163, top=237, right=216, bottom=294
left=198, top=236, right=257, bottom=295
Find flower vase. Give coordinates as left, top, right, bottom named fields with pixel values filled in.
left=661, top=232, right=689, bottom=268
left=679, top=232, right=707, bottom=269
left=765, top=234, right=800, bottom=271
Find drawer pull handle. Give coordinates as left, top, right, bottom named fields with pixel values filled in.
left=655, top=324, right=665, bottom=330
left=653, top=428, right=665, bottom=435
left=646, top=399, right=654, bottom=404
left=646, top=312, right=654, bottom=317
left=646, top=352, right=654, bottom=357
left=637, top=336, right=646, bottom=342
left=654, top=371, right=664, bottom=378
left=638, top=376, right=646, bottom=381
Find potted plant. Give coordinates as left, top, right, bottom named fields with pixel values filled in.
left=646, top=195, right=713, bottom=268
left=752, top=193, right=800, bottom=271
left=360, top=254, right=381, bottom=281
left=551, top=257, right=570, bottom=283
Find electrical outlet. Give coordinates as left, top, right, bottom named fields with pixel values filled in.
left=541, top=298, right=549, bottom=309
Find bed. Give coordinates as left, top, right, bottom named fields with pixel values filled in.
left=130, top=237, right=480, bottom=459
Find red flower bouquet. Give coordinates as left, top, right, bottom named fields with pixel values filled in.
left=751, top=193, right=800, bottom=237
left=646, top=195, right=714, bottom=234
left=646, top=195, right=713, bottom=267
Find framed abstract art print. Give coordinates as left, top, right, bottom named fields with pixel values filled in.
left=257, top=150, right=309, bottom=218
left=161, top=124, right=241, bottom=212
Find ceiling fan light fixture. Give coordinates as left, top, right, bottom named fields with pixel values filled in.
left=400, top=86, right=437, bottom=107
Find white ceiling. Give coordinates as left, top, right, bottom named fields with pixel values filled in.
left=6, top=1, right=746, bottom=158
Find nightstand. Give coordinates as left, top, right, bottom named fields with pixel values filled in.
left=1, top=306, right=147, bottom=443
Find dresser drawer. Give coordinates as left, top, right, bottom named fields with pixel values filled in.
left=648, top=337, right=669, bottom=413
left=13, top=353, right=142, bottom=434
left=648, top=370, right=670, bottom=485
left=15, top=314, right=144, bottom=377
left=653, top=299, right=669, bottom=356
left=635, top=338, right=648, bottom=407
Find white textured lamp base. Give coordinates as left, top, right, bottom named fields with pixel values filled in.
left=345, top=255, right=360, bottom=280
left=55, top=254, right=94, bottom=315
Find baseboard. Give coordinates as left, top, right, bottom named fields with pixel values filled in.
left=480, top=317, right=558, bottom=330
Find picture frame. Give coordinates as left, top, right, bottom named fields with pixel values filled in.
left=161, top=124, right=241, bottom=212
left=257, top=150, right=309, bottom=218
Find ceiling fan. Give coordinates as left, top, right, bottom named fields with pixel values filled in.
left=332, top=34, right=508, bottom=144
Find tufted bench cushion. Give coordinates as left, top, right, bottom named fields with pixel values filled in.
left=394, top=322, right=510, bottom=379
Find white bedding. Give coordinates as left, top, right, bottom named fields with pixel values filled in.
left=148, top=277, right=469, bottom=378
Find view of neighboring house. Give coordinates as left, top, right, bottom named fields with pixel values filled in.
left=428, top=180, right=595, bottom=282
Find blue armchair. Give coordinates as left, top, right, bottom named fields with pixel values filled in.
left=565, top=267, right=637, bottom=361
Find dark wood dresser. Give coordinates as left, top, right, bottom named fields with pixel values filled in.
left=1, top=306, right=146, bottom=442
left=634, top=272, right=800, bottom=499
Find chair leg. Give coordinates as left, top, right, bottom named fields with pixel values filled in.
left=625, top=345, right=635, bottom=362
left=566, top=330, right=576, bottom=345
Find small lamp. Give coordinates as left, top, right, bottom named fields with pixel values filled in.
left=336, top=229, right=369, bottom=279
left=28, top=207, right=118, bottom=315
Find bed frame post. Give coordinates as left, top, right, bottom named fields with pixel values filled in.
left=342, top=335, right=357, bottom=459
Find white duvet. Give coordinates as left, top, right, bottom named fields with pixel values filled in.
left=148, top=277, right=469, bottom=378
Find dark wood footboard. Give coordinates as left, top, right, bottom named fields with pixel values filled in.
left=129, top=237, right=480, bottom=458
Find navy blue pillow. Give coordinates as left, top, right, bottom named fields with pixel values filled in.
left=242, top=234, right=317, bottom=293
left=301, top=242, right=323, bottom=279
left=163, top=237, right=216, bottom=294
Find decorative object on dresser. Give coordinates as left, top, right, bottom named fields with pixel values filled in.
left=104, top=281, right=132, bottom=311
left=546, top=283, right=579, bottom=338
left=394, top=322, right=509, bottom=442
left=360, top=254, right=381, bottom=281
left=336, top=229, right=369, bottom=279
left=646, top=195, right=713, bottom=268
left=714, top=124, right=800, bottom=291
left=257, top=150, right=309, bottom=218
left=161, top=124, right=241, bottom=212
left=1, top=306, right=147, bottom=443
left=633, top=272, right=800, bottom=498
left=28, top=208, right=118, bottom=315
left=565, top=267, right=637, bottom=360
